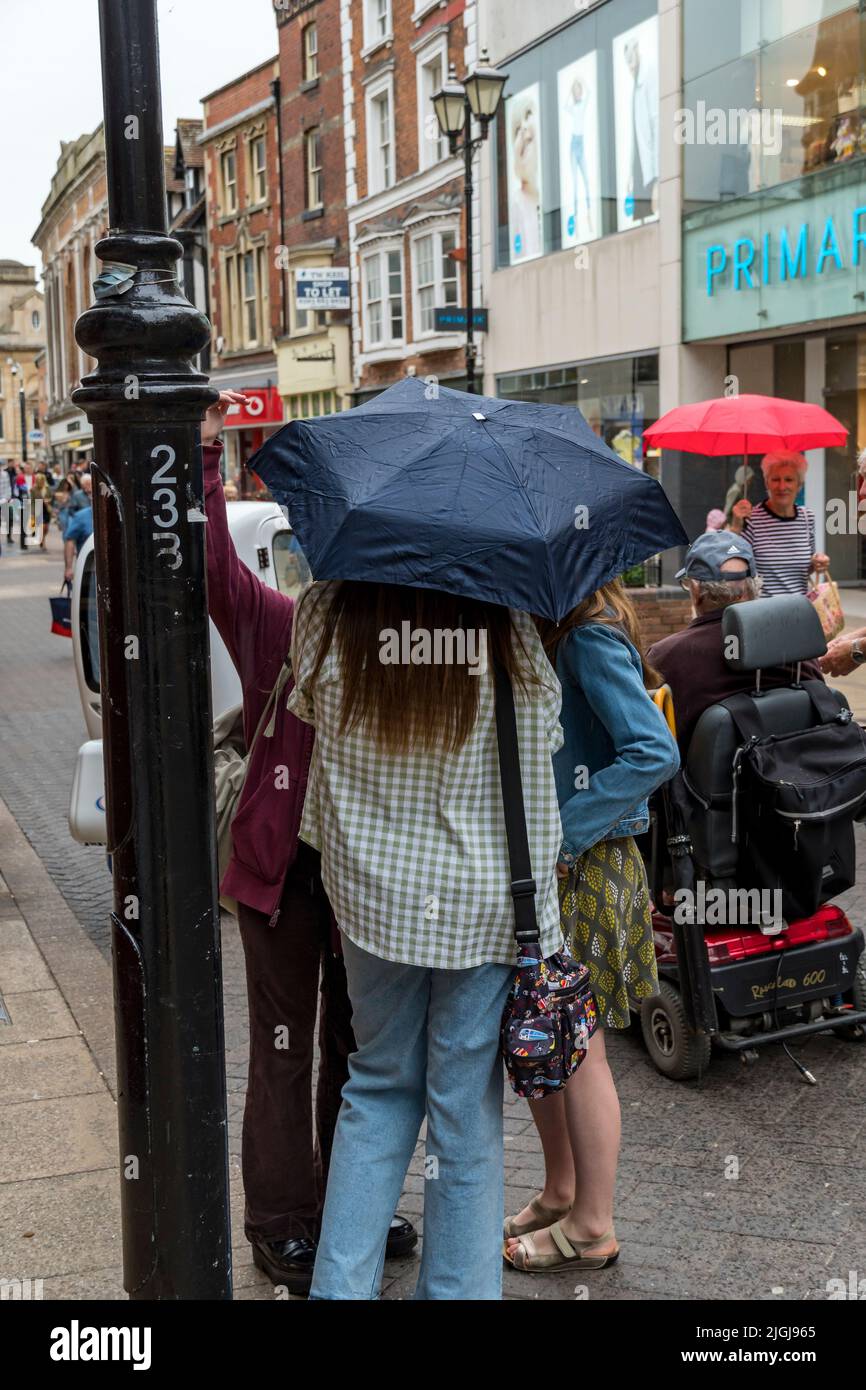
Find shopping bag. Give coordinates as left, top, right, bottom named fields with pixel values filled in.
left=50, top=580, right=73, bottom=637
left=806, top=571, right=844, bottom=641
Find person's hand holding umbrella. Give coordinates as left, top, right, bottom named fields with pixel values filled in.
left=729, top=497, right=752, bottom=533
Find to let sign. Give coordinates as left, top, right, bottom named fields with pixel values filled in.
left=296, top=268, right=350, bottom=311
left=433, top=307, right=489, bottom=332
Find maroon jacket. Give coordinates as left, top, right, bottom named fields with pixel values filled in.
left=204, top=442, right=314, bottom=923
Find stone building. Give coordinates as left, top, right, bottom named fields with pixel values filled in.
left=0, top=260, right=45, bottom=465
left=31, top=127, right=107, bottom=471
left=33, top=121, right=214, bottom=474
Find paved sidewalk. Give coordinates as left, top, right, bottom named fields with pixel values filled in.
left=2, top=533, right=866, bottom=1302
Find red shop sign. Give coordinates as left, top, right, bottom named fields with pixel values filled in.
left=223, top=386, right=284, bottom=428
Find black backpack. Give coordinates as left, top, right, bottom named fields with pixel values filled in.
left=724, top=680, right=866, bottom=921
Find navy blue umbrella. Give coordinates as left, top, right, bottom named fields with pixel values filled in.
left=249, top=377, right=688, bottom=622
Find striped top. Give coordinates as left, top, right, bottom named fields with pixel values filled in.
left=287, top=582, right=566, bottom=970
left=743, top=502, right=816, bottom=596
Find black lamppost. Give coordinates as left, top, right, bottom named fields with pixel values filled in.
left=433, top=50, right=507, bottom=394
left=72, top=0, right=231, bottom=1300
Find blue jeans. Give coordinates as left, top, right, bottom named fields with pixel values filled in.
left=309, top=935, right=513, bottom=1300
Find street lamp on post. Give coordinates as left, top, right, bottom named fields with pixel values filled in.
left=72, top=0, right=231, bottom=1300
left=433, top=50, right=507, bottom=394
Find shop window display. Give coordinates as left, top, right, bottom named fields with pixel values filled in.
left=492, top=0, right=659, bottom=267
left=496, top=352, right=660, bottom=479
left=683, top=2, right=866, bottom=213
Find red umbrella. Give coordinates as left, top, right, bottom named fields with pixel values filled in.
left=645, top=394, right=847, bottom=455
left=644, top=394, right=847, bottom=501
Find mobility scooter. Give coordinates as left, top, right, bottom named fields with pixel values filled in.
left=639, top=594, right=866, bottom=1081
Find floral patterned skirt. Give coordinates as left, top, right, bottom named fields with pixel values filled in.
left=558, top=836, right=658, bottom=1030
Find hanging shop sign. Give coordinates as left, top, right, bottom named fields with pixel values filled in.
left=222, top=386, right=284, bottom=428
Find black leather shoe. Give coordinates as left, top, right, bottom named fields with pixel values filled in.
left=251, top=1235, right=317, bottom=1294
left=386, top=1214, right=418, bottom=1259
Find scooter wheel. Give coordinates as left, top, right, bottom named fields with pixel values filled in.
left=640, top=981, right=711, bottom=1081
left=840, top=955, right=866, bottom=1041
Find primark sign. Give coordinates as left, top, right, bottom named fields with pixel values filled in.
left=704, top=205, right=866, bottom=297
left=683, top=179, right=866, bottom=341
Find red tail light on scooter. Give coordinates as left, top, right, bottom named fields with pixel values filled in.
left=705, top=904, right=853, bottom=964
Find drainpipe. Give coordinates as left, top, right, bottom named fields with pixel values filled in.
left=270, top=76, right=288, bottom=339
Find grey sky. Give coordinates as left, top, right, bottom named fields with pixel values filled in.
left=3, top=0, right=279, bottom=279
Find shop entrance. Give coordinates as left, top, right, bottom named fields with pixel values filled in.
left=824, top=329, right=865, bottom=583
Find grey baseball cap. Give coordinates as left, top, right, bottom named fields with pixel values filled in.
left=675, top=531, right=756, bottom=582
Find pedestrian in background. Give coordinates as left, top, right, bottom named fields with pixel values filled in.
left=504, top=580, right=678, bottom=1275
left=729, top=450, right=829, bottom=596
left=723, top=463, right=754, bottom=523
left=64, top=472, right=89, bottom=516
left=30, top=467, right=53, bottom=549
left=0, top=462, right=11, bottom=555
left=63, top=489, right=93, bottom=581
left=4, top=462, right=16, bottom=541
left=53, top=480, right=73, bottom=539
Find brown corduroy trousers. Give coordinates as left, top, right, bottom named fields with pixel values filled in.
left=236, top=841, right=354, bottom=1243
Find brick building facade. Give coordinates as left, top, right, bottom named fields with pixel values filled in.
left=342, top=0, right=482, bottom=402
left=200, top=56, right=284, bottom=487
left=274, top=0, right=353, bottom=422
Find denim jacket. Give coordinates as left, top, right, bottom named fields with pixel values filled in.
left=552, top=621, right=680, bottom=864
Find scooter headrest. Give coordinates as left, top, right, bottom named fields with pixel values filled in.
left=722, top=594, right=827, bottom=672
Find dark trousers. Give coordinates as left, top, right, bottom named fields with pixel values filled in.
left=237, top=841, right=355, bottom=1242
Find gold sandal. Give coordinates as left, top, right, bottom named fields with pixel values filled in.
left=505, top=1222, right=619, bottom=1273
left=503, top=1195, right=571, bottom=1241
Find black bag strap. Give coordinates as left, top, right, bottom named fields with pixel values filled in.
left=493, top=656, right=539, bottom=946
left=722, top=679, right=845, bottom=743
left=800, top=678, right=852, bottom=725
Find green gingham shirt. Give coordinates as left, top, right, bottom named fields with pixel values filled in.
left=287, top=582, right=566, bottom=969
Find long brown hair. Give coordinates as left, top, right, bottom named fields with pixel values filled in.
left=304, top=581, right=539, bottom=755
left=535, top=579, right=660, bottom=688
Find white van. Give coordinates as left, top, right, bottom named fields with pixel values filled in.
left=68, top=499, right=302, bottom=847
